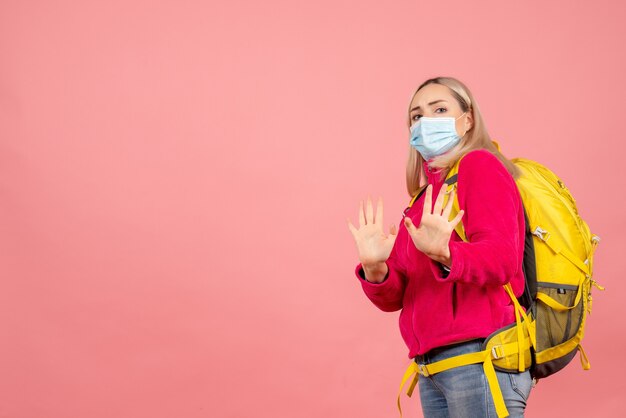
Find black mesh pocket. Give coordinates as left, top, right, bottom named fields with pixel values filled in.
left=536, top=282, right=584, bottom=349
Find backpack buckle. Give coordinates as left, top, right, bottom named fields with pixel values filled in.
left=532, top=226, right=550, bottom=241
left=491, top=345, right=505, bottom=360
left=417, top=364, right=430, bottom=377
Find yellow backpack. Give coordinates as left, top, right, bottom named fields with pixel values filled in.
left=397, top=142, right=603, bottom=418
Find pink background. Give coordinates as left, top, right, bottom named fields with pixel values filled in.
left=1, top=0, right=624, bottom=416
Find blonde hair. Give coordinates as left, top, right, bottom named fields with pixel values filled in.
left=405, top=76, right=521, bottom=197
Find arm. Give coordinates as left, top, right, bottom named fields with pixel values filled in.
left=428, top=149, right=523, bottom=286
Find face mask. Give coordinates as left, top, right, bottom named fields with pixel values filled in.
left=409, top=112, right=468, bottom=160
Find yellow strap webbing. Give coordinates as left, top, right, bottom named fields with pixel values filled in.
left=443, top=182, right=467, bottom=241
left=397, top=361, right=420, bottom=418
left=503, top=283, right=536, bottom=349
left=408, top=186, right=426, bottom=208
left=578, top=344, right=591, bottom=370
left=396, top=343, right=523, bottom=418
left=483, top=353, right=509, bottom=418
left=503, top=284, right=523, bottom=369
left=536, top=292, right=579, bottom=311
left=538, top=233, right=591, bottom=276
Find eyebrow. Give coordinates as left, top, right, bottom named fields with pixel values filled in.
left=410, top=99, right=448, bottom=112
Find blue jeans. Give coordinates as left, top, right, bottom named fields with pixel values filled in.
left=415, top=339, right=533, bottom=418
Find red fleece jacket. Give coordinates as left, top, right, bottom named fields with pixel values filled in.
left=355, top=149, right=526, bottom=359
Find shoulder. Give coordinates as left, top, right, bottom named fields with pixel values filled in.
left=457, top=149, right=511, bottom=179
left=458, top=149, right=504, bottom=171
left=456, top=149, right=517, bottom=194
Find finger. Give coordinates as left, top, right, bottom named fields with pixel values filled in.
left=387, top=228, right=399, bottom=245
left=358, top=200, right=365, bottom=227
left=404, top=216, right=416, bottom=234
left=375, top=197, right=383, bottom=225
left=347, top=218, right=358, bottom=237
left=423, top=184, right=433, bottom=215
left=433, top=184, right=447, bottom=215
left=366, top=195, right=374, bottom=225
left=450, top=209, right=465, bottom=228
left=442, top=188, right=455, bottom=219
left=389, top=223, right=397, bottom=236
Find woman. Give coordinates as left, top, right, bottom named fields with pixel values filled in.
left=347, top=76, right=533, bottom=417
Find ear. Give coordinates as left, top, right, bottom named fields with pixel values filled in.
left=464, top=112, right=474, bottom=133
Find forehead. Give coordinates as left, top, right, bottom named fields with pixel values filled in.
left=410, top=83, right=454, bottom=108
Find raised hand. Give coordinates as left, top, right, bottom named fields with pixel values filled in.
left=347, top=196, right=398, bottom=267
left=404, top=184, right=464, bottom=266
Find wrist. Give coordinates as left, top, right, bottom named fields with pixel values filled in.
left=362, top=261, right=388, bottom=283
left=437, top=245, right=451, bottom=266
left=428, top=251, right=451, bottom=268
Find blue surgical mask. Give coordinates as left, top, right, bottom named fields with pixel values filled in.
left=409, top=112, right=468, bottom=160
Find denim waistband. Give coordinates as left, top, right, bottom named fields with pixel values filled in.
left=413, top=338, right=486, bottom=364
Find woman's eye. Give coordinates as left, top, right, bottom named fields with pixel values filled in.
left=412, top=108, right=446, bottom=121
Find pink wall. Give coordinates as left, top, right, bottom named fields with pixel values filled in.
left=1, top=0, right=624, bottom=416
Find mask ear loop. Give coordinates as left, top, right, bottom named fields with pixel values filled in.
left=458, top=110, right=471, bottom=138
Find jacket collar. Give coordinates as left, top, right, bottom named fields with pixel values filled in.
left=422, top=159, right=444, bottom=183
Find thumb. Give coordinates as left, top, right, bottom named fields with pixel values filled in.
left=404, top=216, right=417, bottom=234
left=389, top=224, right=398, bottom=236
left=450, top=210, right=465, bottom=228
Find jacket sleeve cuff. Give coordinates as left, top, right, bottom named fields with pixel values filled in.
left=430, top=240, right=465, bottom=282
left=355, top=263, right=390, bottom=284
left=354, top=262, right=405, bottom=312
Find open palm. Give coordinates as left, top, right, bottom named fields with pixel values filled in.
left=347, top=196, right=398, bottom=266
left=404, top=184, right=464, bottom=264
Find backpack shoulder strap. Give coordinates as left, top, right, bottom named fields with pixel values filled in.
left=407, top=185, right=427, bottom=208
left=406, top=158, right=466, bottom=241
left=444, top=140, right=503, bottom=242
left=444, top=156, right=467, bottom=242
